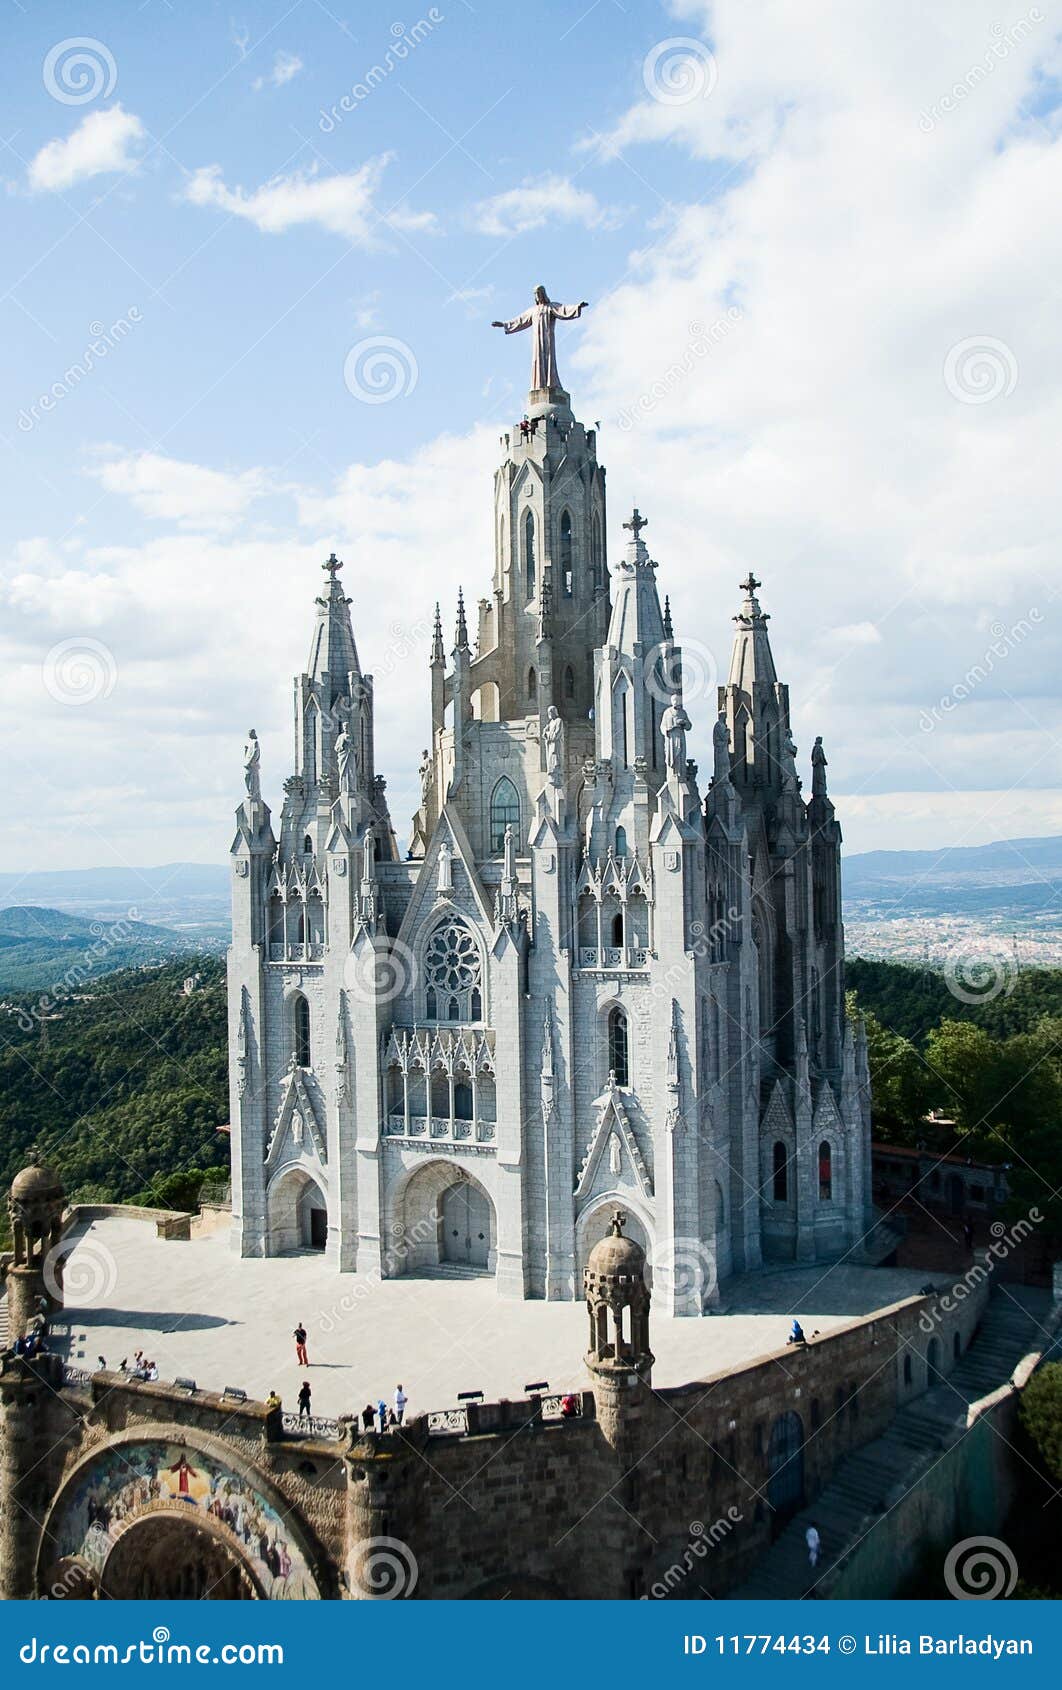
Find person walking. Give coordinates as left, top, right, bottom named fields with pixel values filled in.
left=394, top=1384, right=407, bottom=1426
left=294, top=1321, right=309, bottom=1367
left=806, top=1523, right=821, bottom=1569
left=297, top=1381, right=312, bottom=1423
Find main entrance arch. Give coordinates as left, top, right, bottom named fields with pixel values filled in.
left=266, top=1165, right=328, bottom=1254
left=390, top=1160, right=497, bottom=1277
left=99, top=1510, right=261, bottom=1599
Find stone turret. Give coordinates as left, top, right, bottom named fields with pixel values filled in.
left=7, top=1155, right=65, bottom=1335
left=584, top=1211, right=654, bottom=1449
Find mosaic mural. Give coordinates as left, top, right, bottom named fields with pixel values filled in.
left=49, top=1440, right=320, bottom=1600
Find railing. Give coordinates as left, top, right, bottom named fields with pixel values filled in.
left=282, top=1411, right=342, bottom=1441
left=578, top=946, right=649, bottom=971
left=427, top=1407, right=469, bottom=1437
left=268, top=942, right=325, bottom=963
left=61, top=1365, right=93, bottom=1391
left=385, top=1114, right=496, bottom=1145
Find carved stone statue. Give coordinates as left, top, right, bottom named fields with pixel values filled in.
left=438, top=838, right=453, bottom=895
left=503, top=823, right=516, bottom=883
left=361, top=824, right=376, bottom=882
left=713, top=713, right=730, bottom=785
left=491, top=286, right=589, bottom=392
left=335, top=727, right=355, bottom=794
left=544, top=704, right=565, bottom=785
left=418, top=748, right=431, bottom=806
left=291, top=1109, right=304, bottom=1146
left=812, top=734, right=828, bottom=798
left=660, top=693, right=691, bottom=777
left=243, top=729, right=261, bottom=801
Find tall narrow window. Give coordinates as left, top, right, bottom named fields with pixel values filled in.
left=305, top=704, right=319, bottom=784
left=524, top=509, right=536, bottom=599
left=560, top=510, right=573, bottom=596
left=527, top=666, right=537, bottom=704
left=294, top=995, right=311, bottom=1068
left=608, top=1007, right=629, bottom=1086
left=818, top=1140, right=833, bottom=1202
left=614, top=825, right=628, bottom=858
left=564, top=664, right=575, bottom=700
left=772, top=1141, right=788, bottom=1203
left=591, top=511, right=602, bottom=589
left=489, top=777, right=520, bottom=854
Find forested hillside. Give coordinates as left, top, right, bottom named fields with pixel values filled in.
left=846, top=959, right=1062, bottom=1237
left=0, top=957, right=229, bottom=1222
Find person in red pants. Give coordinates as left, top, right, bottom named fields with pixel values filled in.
left=293, top=1321, right=308, bottom=1367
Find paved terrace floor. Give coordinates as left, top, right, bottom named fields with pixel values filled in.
left=50, top=1216, right=934, bottom=1418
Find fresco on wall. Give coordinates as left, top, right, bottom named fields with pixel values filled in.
left=50, top=1440, right=320, bottom=1600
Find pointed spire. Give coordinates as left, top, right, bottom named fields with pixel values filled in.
left=728, top=571, right=776, bottom=687
left=663, top=594, right=673, bottom=639
left=454, top=587, right=470, bottom=652
left=431, top=601, right=445, bottom=665
left=307, top=552, right=361, bottom=693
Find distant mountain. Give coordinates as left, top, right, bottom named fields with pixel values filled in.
left=0, top=904, right=220, bottom=995
left=843, top=835, right=1062, bottom=891
left=0, top=863, right=229, bottom=904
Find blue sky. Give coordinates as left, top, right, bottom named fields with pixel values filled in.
left=3, top=0, right=1062, bottom=869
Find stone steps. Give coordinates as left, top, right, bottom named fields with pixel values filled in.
left=732, top=1289, right=1054, bottom=1599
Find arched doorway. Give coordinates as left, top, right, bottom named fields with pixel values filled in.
left=767, top=1411, right=805, bottom=1531
left=267, top=1166, right=328, bottom=1254
left=441, top=1180, right=490, bottom=1268
left=99, top=1512, right=260, bottom=1600
left=390, top=1161, right=498, bottom=1278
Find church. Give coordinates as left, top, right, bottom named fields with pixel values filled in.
left=227, top=292, right=872, bottom=1316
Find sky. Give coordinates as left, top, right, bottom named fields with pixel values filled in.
left=2, top=0, right=1062, bottom=872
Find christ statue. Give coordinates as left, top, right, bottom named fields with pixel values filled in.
left=492, top=286, right=589, bottom=392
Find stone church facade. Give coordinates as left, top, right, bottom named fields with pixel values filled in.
left=227, top=369, right=872, bottom=1315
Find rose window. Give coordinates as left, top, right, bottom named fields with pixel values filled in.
left=424, top=922, right=483, bottom=1022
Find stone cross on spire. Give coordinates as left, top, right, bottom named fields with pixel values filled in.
left=624, top=509, right=648, bottom=539
left=739, top=571, right=761, bottom=598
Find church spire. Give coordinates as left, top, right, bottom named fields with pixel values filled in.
left=306, top=552, right=362, bottom=706
left=720, top=572, right=789, bottom=792
left=431, top=601, right=445, bottom=665
left=454, top=588, right=470, bottom=653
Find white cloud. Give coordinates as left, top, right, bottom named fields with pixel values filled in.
left=183, top=156, right=435, bottom=242
left=252, top=50, right=304, bottom=91
left=28, top=105, right=145, bottom=193
left=471, top=173, right=619, bottom=237
left=90, top=452, right=268, bottom=532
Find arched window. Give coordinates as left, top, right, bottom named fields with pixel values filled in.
left=524, top=509, right=536, bottom=599
left=454, top=1079, right=473, bottom=1121
left=818, top=1140, right=832, bottom=1201
left=716, top=1180, right=726, bottom=1228
left=293, top=995, right=311, bottom=1068
left=527, top=666, right=537, bottom=704
left=303, top=833, right=313, bottom=854
left=424, top=919, right=483, bottom=1022
left=610, top=910, right=624, bottom=947
left=953, top=1331, right=961, bottom=1361
left=489, top=777, right=520, bottom=854
left=560, top=510, right=573, bottom=596
left=564, top=664, right=575, bottom=700
left=614, top=825, right=628, bottom=858
left=927, top=1338, right=941, bottom=1380
left=903, top=1353, right=913, bottom=1387
left=608, top=1007, right=629, bottom=1086
left=591, top=510, right=602, bottom=588
left=772, top=1141, right=788, bottom=1203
